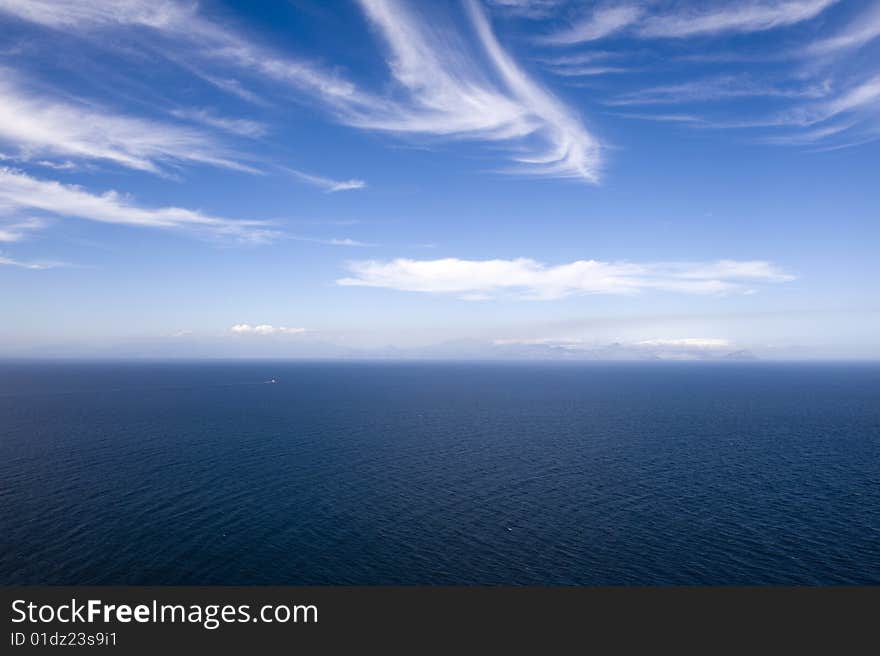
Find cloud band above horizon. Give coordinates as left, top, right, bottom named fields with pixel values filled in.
left=338, top=257, right=795, bottom=300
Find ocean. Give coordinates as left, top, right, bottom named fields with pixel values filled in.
left=1, top=361, right=878, bottom=584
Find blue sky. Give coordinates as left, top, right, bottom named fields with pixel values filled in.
left=0, top=0, right=878, bottom=359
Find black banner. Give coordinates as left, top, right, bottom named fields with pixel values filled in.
left=2, top=586, right=877, bottom=652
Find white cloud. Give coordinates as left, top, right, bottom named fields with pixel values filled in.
left=347, top=0, right=600, bottom=181
left=606, top=75, right=830, bottom=106
left=169, top=108, right=268, bottom=138
left=715, top=75, right=880, bottom=130
left=463, top=0, right=601, bottom=180
left=613, top=112, right=707, bottom=125
left=34, top=160, right=79, bottom=171
left=284, top=168, right=366, bottom=193
left=538, top=0, right=837, bottom=44
left=808, top=2, right=880, bottom=54
left=539, top=5, right=643, bottom=45
left=536, top=51, right=621, bottom=66
left=487, top=0, right=562, bottom=19
left=0, top=216, right=46, bottom=242
left=0, top=167, right=278, bottom=243
left=337, top=257, right=795, bottom=300
left=0, top=0, right=601, bottom=182
left=637, top=0, right=838, bottom=38
left=230, top=324, right=307, bottom=335
left=288, top=235, right=374, bottom=247
left=0, top=76, right=254, bottom=174
left=546, top=66, right=632, bottom=77
left=0, top=253, right=67, bottom=269
left=758, top=120, right=858, bottom=145
left=0, top=0, right=377, bottom=158
left=0, top=0, right=191, bottom=29
left=813, top=75, right=880, bottom=123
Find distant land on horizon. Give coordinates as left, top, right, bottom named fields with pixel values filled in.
left=3, top=337, right=855, bottom=362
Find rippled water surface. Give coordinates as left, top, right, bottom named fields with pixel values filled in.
left=1, top=361, right=878, bottom=584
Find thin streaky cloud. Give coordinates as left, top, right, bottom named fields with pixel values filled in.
left=0, top=0, right=193, bottom=30
left=711, top=75, right=880, bottom=130
left=284, top=167, right=367, bottom=193
left=611, top=112, right=707, bottom=124
left=354, top=0, right=534, bottom=139
left=605, top=75, right=831, bottom=106
left=0, top=0, right=601, bottom=182
left=288, top=234, right=375, bottom=247
left=0, top=168, right=279, bottom=244
left=346, top=0, right=602, bottom=181
left=0, top=216, right=47, bottom=242
left=337, top=257, right=795, bottom=300
left=808, top=2, right=880, bottom=54
left=0, top=1, right=382, bottom=118
left=816, top=75, right=880, bottom=123
left=535, top=51, right=622, bottom=66
left=33, top=160, right=79, bottom=171
left=465, top=0, right=601, bottom=180
left=805, top=133, right=880, bottom=152
left=546, top=66, right=633, bottom=77
left=537, top=0, right=838, bottom=44
left=0, top=253, right=68, bottom=269
left=637, top=0, right=839, bottom=38
left=0, top=75, right=256, bottom=175
left=757, top=119, right=858, bottom=145
left=674, top=51, right=792, bottom=64
left=538, top=5, right=643, bottom=45
left=193, top=73, right=268, bottom=106
left=487, top=0, right=562, bottom=19
left=169, top=108, right=268, bottom=138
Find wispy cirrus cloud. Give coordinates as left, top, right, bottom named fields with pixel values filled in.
left=487, top=0, right=563, bottom=19
left=528, top=1, right=878, bottom=150
left=546, top=65, right=633, bottom=77
left=464, top=0, right=601, bottom=180
left=756, top=120, right=858, bottom=145
left=169, top=108, right=268, bottom=138
left=606, top=75, right=831, bottom=106
left=337, top=257, right=795, bottom=300
left=0, top=252, right=67, bottom=269
left=611, top=112, right=707, bottom=125
left=709, top=75, right=880, bottom=130
left=0, top=216, right=46, bottom=242
left=605, top=68, right=880, bottom=150
left=284, top=168, right=366, bottom=193
left=351, top=0, right=601, bottom=181
left=288, top=234, right=374, bottom=247
left=0, top=0, right=602, bottom=182
left=538, top=0, right=838, bottom=44
left=807, top=1, right=880, bottom=54
left=0, top=75, right=255, bottom=175
left=0, top=0, right=190, bottom=29
left=637, top=0, right=839, bottom=39
left=0, top=167, right=279, bottom=243
left=538, top=5, right=643, bottom=45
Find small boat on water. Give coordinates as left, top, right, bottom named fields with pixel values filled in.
left=266, top=378, right=279, bottom=384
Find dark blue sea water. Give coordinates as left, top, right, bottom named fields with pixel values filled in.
left=1, top=361, right=878, bottom=585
